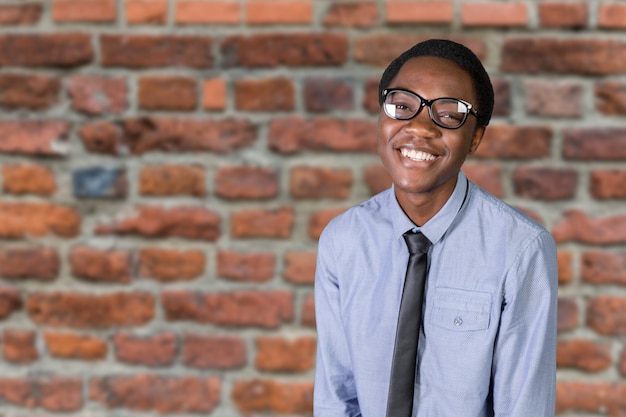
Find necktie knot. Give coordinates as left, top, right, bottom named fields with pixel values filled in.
left=403, top=231, right=431, bottom=255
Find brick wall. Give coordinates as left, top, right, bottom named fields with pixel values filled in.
left=0, top=0, right=625, bottom=416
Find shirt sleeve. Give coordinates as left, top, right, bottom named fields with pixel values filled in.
left=313, top=226, right=362, bottom=417
left=491, top=230, right=558, bottom=417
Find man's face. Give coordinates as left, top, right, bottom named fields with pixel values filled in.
left=377, top=56, right=485, bottom=206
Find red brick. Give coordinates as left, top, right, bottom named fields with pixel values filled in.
left=556, top=381, right=626, bottom=416
left=217, top=250, right=275, bottom=282
left=2, top=329, right=38, bottom=363
left=139, top=164, right=206, bottom=197
left=290, top=166, right=352, bottom=199
left=492, top=77, right=511, bottom=117
left=502, top=38, right=626, bottom=74
left=552, top=210, right=626, bottom=245
left=0, top=74, right=59, bottom=110
left=512, top=167, right=578, bottom=201
left=0, top=287, right=21, bottom=320
left=302, top=292, right=316, bottom=327
left=0, top=378, right=34, bottom=407
left=95, top=205, right=220, bottom=241
left=27, top=292, right=154, bottom=328
left=598, top=3, right=626, bottom=29
left=362, top=76, right=379, bottom=114
left=0, top=4, right=41, bottom=25
left=53, top=0, right=116, bottom=22
left=304, top=77, right=354, bottom=113
left=44, top=332, right=107, bottom=360
left=621, top=346, right=626, bottom=377
left=68, top=75, right=126, bottom=115
left=114, top=332, right=177, bottom=366
left=0, top=34, right=93, bottom=67
left=587, top=296, right=626, bottom=335
left=0, top=248, right=59, bottom=281
left=255, top=336, right=316, bottom=372
left=596, top=81, right=626, bottom=115
left=525, top=80, right=583, bottom=117
left=235, top=77, right=294, bottom=111
left=202, top=77, right=227, bottom=110
left=123, top=117, right=257, bottom=154
left=182, top=334, right=247, bottom=369
left=558, top=251, right=573, bottom=285
left=308, top=208, right=346, bottom=240
left=386, top=1, right=453, bottom=24
left=39, top=378, right=83, bottom=411
left=269, top=117, right=377, bottom=154
left=78, top=121, right=123, bottom=155
left=591, top=169, right=626, bottom=199
left=138, top=76, right=197, bottom=111
left=364, top=165, right=392, bottom=195
left=2, top=163, right=56, bottom=196
left=126, top=0, right=167, bottom=24
left=162, top=290, right=293, bottom=328
left=462, top=2, right=528, bottom=27
left=232, top=379, right=313, bottom=414
left=582, top=251, right=626, bottom=286
left=231, top=207, right=294, bottom=239
left=222, top=33, right=347, bottom=67
left=558, top=297, right=578, bottom=332
left=323, top=1, right=378, bottom=27
left=463, top=164, right=504, bottom=198
left=539, top=2, right=587, bottom=28
left=0, top=120, right=69, bottom=156
left=0, top=202, right=80, bottom=238
left=215, top=166, right=279, bottom=200
left=246, top=1, right=312, bottom=24
left=557, top=339, right=612, bottom=372
left=473, top=125, right=552, bottom=159
left=90, top=375, right=220, bottom=413
left=138, top=248, right=205, bottom=282
left=101, top=35, right=213, bottom=68
left=563, top=128, right=626, bottom=160
left=69, top=247, right=132, bottom=284
left=175, top=0, right=240, bottom=24
left=283, top=251, right=316, bottom=285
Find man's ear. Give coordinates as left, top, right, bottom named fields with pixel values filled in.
left=469, top=126, right=486, bottom=155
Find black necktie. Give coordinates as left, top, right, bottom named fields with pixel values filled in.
left=386, top=230, right=431, bottom=417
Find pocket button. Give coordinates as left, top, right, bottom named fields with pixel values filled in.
left=454, top=316, right=463, bottom=326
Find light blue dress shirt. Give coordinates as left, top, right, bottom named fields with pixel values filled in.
left=314, top=171, right=558, bottom=417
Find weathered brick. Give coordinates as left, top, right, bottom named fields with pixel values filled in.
left=68, top=75, right=126, bottom=115
left=587, top=296, right=626, bottom=335
left=231, top=207, right=294, bottom=239
left=0, top=120, right=69, bottom=156
left=0, top=74, right=59, bottom=110
left=582, top=251, right=626, bottom=286
left=90, top=375, right=220, bottom=413
left=0, top=287, right=21, bottom=320
left=539, top=2, right=587, bottom=28
left=512, top=167, right=578, bottom=200
left=621, top=346, right=626, bottom=377
left=0, top=34, right=93, bottom=67
left=235, top=77, right=294, bottom=111
left=556, top=381, right=626, bottom=416
left=557, top=339, right=612, bottom=372
left=525, top=80, right=583, bottom=117
left=114, top=332, right=177, bottom=366
left=95, top=206, right=221, bottom=241
left=0, top=248, right=60, bottom=281
left=255, top=336, right=316, bottom=372
left=308, top=208, right=346, bottom=240
left=492, top=77, right=511, bottom=117
left=596, top=81, right=626, bottom=115
left=53, top=0, right=116, bottom=22
left=38, top=378, right=83, bottom=411
left=290, top=166, right=352, bottom=199
left=27, top=292, right=154, bottom=328
left=44, top=332, right=107, bottom=360
left=558, top=297, right=578, bottom=333
left=232, top=379, right=313, bottom=414
left=182, top=334, right=247, bottom=369
left=2, top=329, right=38, bottom=363
left=246, top=0, right=312, bottom=24
left=323, top=1, right=378, bottom=27
left=126, top=0, right=167, bottom=24
left=175, top=0, right=240, bottom=24
left=268, top=117, right=377, bottom=154
left=502, top=38, right=626, bottom=74
left=0, top=378, right=34, bottom=407
left=69, top=247, right=132, bottom=284
left=202, top=77, right=227, bottom=110
left=215, top=166, right=279, bottom=200
left=0, top=202, right=80, bottom=238
left=362, top=76, right=379, bottom=114
left=3, top=163, right=56, bottom=196
left=139, top=164, right=206, bottom=197
left=162, top=290, right=293, bottom=328
left=78, top=121, right=124, bottom=155
left=552, top=210, right=626, bottom=245
left=386, top=1, right=453, bottom=24
left=301, top=292, right=316, bottom=327
left=138, top=76, right=197, bottom=111
left=563, top=128, right=626, bottom=160
left=364, top=165, right=392, bottom=195
left=217, top=250, right=275, bottom=282
left=591, top=169, right=626, bottom=199
left=101, top=35, right=213, bottom=68
left=463, top=164, right=504, bottom=198
left=222, top=33, right=347, bottom=67
left=0, top=3, right=41, bottom=25
left=283, top=251, right=316, bottom=285
left=598, top=3, right=626, bottom=29
left=462, top=2, right=528, bottom=27
left=558, top=251, right=573, bottom=285
left=473, top=125, right=552, bottom=159
left=138, top=248, right=205, bottom=282
left=304, top=77, right=353, bottom=113
left=73, top=167, right=127, bottom=199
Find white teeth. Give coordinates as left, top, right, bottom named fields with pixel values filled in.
left=400, top=148, right=436, bottom=161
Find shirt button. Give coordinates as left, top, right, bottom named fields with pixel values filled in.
left=454, top=316, right=463, bottom=326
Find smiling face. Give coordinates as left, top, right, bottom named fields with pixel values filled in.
left=377, top=56, right=485, bottom=223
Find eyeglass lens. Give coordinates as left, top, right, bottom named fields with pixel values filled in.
left=383, top=90, right=470, bottom=128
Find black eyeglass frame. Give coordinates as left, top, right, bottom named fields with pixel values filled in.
left=382, top=88, right=479, bottom=130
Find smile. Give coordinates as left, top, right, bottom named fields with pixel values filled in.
left=400, top=147, right=437, bottom=162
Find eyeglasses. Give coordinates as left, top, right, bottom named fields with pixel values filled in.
left=382, top=88, right=479, bottom=129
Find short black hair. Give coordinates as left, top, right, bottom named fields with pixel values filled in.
left=378, top=38, right=494, bottom=128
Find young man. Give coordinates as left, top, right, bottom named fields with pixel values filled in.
left=314, top=39, right=558, bottom=416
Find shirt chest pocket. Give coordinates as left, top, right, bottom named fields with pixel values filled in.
left=430, top=287, right=492, bottom=331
